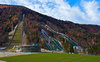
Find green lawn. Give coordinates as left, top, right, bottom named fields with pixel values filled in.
left=0, top=53, right=100, bottom=62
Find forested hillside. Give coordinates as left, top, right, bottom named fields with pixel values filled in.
left=0, top=5, right=100, bottom=54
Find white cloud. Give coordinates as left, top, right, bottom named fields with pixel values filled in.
left=0, top=0, right=11, bottom=4
left=80, top=0, right=100, bottom=24
left=38, top=0, right=48, bottom=3
left=0, top=0, right=100, bottom=25
left=13, top=0, right=33, bottom=6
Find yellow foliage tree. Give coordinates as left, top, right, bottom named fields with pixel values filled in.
left=41, top=38, right=43, bottom=44
left=77, top=33, right=79, bottom=36
left=64, top=40, right=66, bottom=43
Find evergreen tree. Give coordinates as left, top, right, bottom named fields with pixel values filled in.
left=97, top=41, right=100, bottom=54
left=88, top=44, right=90, bottom=54
left=70, top=45, right=74, bottom=53
left=74, top=47, right=78, bottom=54
left=92, top=44, right=96, bottom=54
left=64, top=42, right=67, bottom=52
left=83, top=45, right=85, bottom=54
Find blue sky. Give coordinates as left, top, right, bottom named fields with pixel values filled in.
left=0, top=0, right=100, bottom=25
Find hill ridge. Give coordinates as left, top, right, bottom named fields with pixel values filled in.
left=0, top=5, right=100, bottom=54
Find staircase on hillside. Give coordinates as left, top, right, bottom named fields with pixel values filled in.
left=6, top=14, right=25, bottom=51
left=7, top=22, right=23, bottom=50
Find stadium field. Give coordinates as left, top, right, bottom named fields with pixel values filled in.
left=0, top=53, right=100, bottom=62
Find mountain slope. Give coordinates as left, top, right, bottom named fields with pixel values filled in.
left=0, top=4, right=100, bottom=50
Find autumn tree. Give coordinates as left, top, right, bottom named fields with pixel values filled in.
left=67, top=43, right=71, bottom=52
left=74, top=47, right=78, bottom=54
left=41, top=38, right=44, bottom=44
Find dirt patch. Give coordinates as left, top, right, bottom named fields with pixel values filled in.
left=0, top=52, right=34, bottom=57
left=0, top=60, right=6, bottom=62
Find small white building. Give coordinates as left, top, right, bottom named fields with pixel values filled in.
left=73, top=46, right=83, bottom=51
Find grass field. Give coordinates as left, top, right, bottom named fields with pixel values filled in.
left=0, top=53, right=100, bottom=62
